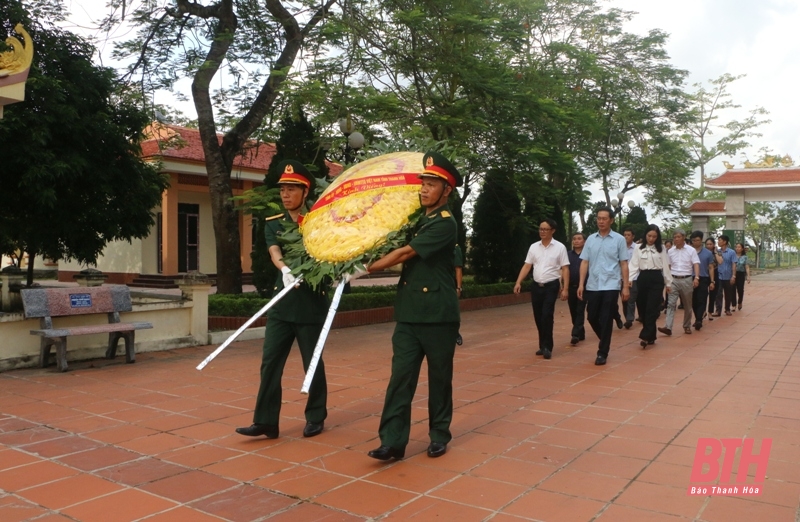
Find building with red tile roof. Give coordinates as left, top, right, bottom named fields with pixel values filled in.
left=58, top=123, right=342, bottom=286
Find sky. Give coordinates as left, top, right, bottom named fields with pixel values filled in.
left=57, top=0, right=800, bottom=217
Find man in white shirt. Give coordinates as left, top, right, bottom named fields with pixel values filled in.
left=659, top=229, right=700, bottom=336
left=514, top=219, right=570, bottom=360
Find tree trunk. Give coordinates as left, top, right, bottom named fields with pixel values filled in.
left=25, top=250, right=35, bottom=287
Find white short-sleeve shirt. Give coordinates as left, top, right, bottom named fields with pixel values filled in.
left=524, top=239, right=570, bottom=284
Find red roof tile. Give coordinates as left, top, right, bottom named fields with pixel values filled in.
left=706, top=168, right=800, bottom=186
left=687, top=200, right=725, bottom=212
left=141, top=124, right=275, bottom=171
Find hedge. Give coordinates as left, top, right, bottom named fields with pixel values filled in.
left=209, top=280, right=533, bottom=317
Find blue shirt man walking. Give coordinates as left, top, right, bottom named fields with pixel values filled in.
left=578, top=207, right=629, bottom=365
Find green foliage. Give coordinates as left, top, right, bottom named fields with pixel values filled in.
left=208, top=279, right=533, bottom=316
left=469, top=169, right=529, bottom=283
left=0, top=1, right=168, bottom=285
left=280, top=208, right=425, bottom=290
left=679, top=73, right=770, bottom=187
left=623, top=206, right=648, bottom=240
left=235, top=107, right=330, bottom=296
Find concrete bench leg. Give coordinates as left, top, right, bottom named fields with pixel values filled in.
left=55, top=338, right=68, bottom=372
left=106, top=332, right=136, bottom=364
left=106, top=332, right=122, bottom=359
left=39, top=338, right=54, bottom=368
left=123, top=332, right=136, bottom=364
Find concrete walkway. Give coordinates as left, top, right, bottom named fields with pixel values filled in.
left=1, top=271, right=799, bottom=521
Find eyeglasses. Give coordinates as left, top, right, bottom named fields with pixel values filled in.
left=539, top=228, right=552, bottom=232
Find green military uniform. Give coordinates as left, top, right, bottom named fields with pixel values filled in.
left=251, top=210, right=330, bottom=428
left=377, top=155, right=461, bottom=452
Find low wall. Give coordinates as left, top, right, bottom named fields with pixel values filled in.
left=0, top=282, right=211, bottom=372
left=207, top=292, right=529, bottom=343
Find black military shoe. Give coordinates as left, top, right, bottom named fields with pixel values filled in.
left=570, top=336, right=579, bottom=345
left=595, top=355, right=607, bottom=366
left=427, top=441, right=447, bottom=458
left=535, top=349, right=544, bottom=356
left=368, top=445, right=405, bottom=461
left=624, top=321, right=633, bottom=329
left=542, top=349, right=552, bottom=360
left=303, top=421, right=324, bottom=438
left=235, top=424, right=278, bottom=439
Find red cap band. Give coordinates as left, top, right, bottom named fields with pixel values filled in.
left=279, top=173, right=310, bottom=187
left=421, top=165, right=456, bottom=187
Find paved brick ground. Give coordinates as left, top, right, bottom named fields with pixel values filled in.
left=1, top=270, right=799, bottom=521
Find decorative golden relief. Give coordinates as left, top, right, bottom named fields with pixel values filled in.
left=0, top=24, right=33, bottom=78
left=724, top=155, right=794, bottom=169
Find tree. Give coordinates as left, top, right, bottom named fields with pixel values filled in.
left=622, top=205, right=648, bottom=240
left=0, top=1, right=168, bottom=286
left=246, top=107, right=328, bottom=296
left=110, top=0, right=337, bottom=293
left=679, top=73, right=770, bottom=189
left=469, top=168, right=529, bottom=283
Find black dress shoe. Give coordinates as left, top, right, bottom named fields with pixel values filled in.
left=640, top=340, right=648, bottom=348
left=535, top=349, right=544, bottom=356
left=456, top=333, right=463, bottom=346
left=595, top=355, right=607, bottom=366
left=303, top=421, right=324, bottom=438
left=236, top=424, right=279, bottom=438
left=657, top=327, right=672, bottom=336
left=368, top=445, right=405, bottom=461
left=615, top=317, right=623, bottom=329
left=570, top=336, right=579, bottom=345
left=624, top=321, right=632, bottom=329
left=543, top=348, right=552, bottom=360
left=427, top=441, right=447, bottom=458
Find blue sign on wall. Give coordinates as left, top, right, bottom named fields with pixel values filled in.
left=69, top=294, right=92, bottom=308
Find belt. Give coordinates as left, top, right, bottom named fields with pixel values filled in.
left=534, top=279, right=560, bottom=287
left=673, top=275, right=693, bottom=279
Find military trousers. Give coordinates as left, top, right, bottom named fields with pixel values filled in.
left=378, top=321, right=459, bottom=451
left=253, top=318, right=327, bottom=427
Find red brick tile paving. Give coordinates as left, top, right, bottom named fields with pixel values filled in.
left=0, top=272, right=798, bottom=520
left=18, top=473, right=122, bottom=510
left=61, top=488, right=177, bottom=522
left=189, top=484, right=296, bottom=521
left=139, top=469, right=238, bottom=503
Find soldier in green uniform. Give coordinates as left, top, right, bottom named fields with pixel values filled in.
left=365, top=151, right=462, bottom=460
left=236, top=160, right=330, bottom=439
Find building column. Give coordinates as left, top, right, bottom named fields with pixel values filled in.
left=240, top=181, right=254, bottom=273
left=725, top=189, right=746, bottom=231
left=161, top=173, right=180, bottom=275
left=691, top=215, right=710, bottom=237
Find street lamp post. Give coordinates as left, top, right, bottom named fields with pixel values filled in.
left=610, top=192, right=636, bottom=226
left=337, top=116, right=365, bottom=164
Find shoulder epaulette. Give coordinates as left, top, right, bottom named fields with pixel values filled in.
left=440, top=211, right=452, bottom=218
left=265, top=214, right=283, bottom=221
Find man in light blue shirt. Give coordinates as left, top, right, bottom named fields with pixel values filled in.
left=578, top=207, right=630, bottom=365
left=713, top=235, right=738, bottom=316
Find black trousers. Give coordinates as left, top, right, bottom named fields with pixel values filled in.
left=636, top=270, right=664, bottom=343
left=734, top=272, right=746, bottom=306
left=531, top=280, right=560, bottom=351
left=692, top=276, right=710, bottom=327
left=585, top=289, right=619, bottom=357
left=708, top=272, right=718, bottom=314
left=715, top=279, right=735, bottom=313
left=626, top=280, right=639, bottom=323
left=567, top=285, right=586, bottom=340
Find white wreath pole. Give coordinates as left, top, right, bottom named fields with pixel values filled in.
left=301, top=281, right=346, bottom=393
left=196, top=276, right=303, bottom=371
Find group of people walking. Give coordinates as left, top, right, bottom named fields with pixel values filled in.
left=515, top=207, right=752, bottom=365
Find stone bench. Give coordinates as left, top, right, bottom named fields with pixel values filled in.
left=21, top=285, right=153, bottom=372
